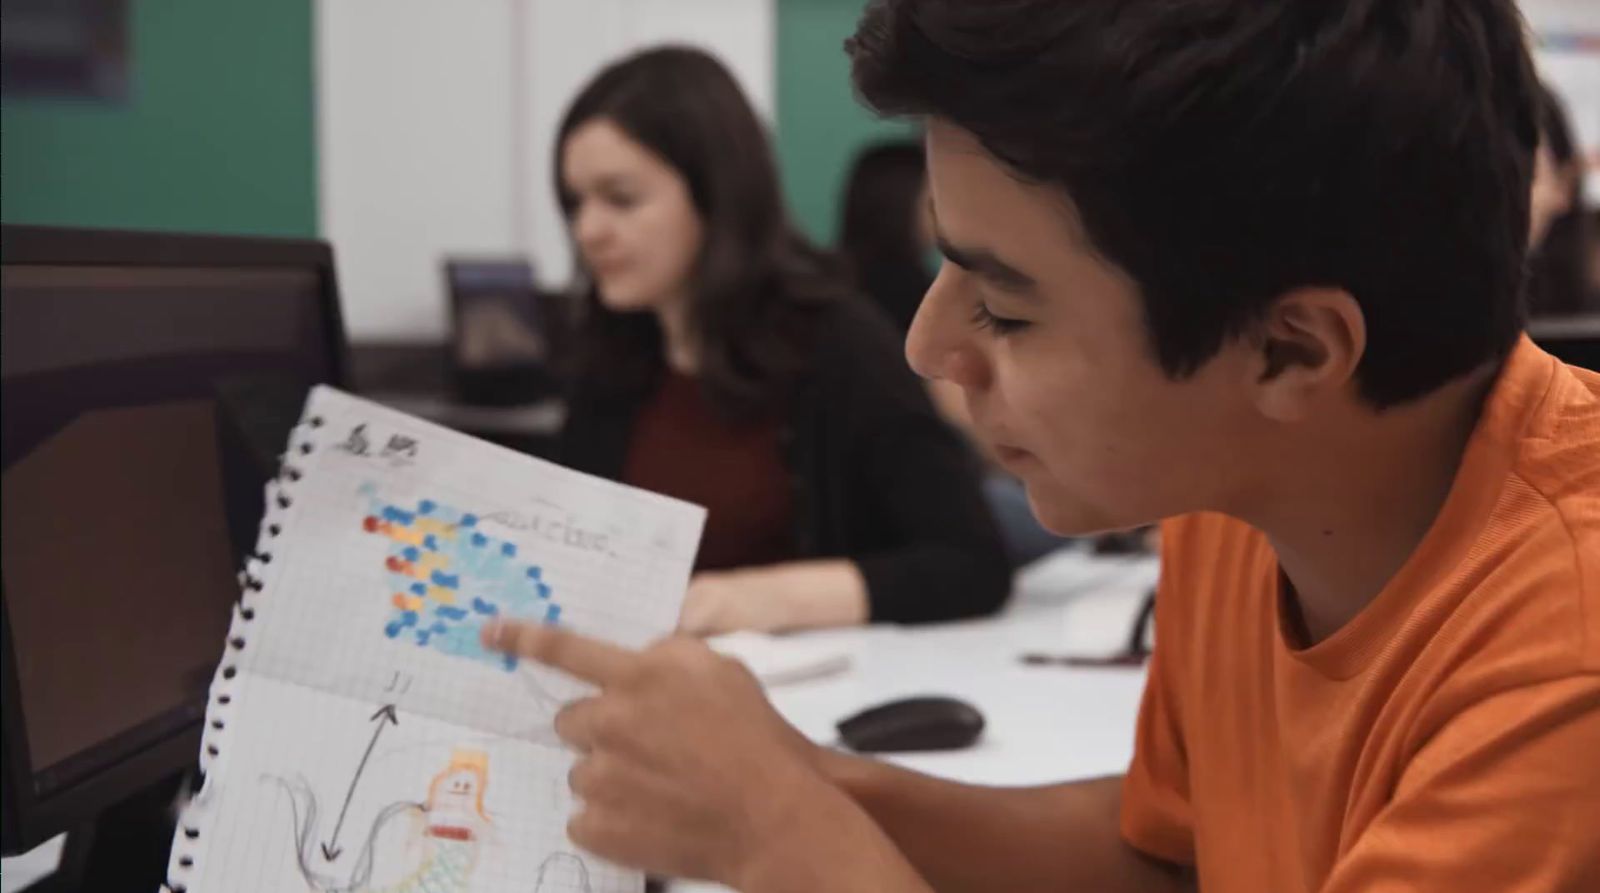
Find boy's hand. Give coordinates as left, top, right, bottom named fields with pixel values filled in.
left=481, top=620, right=853, bottom=886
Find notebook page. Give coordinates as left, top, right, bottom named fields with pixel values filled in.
left=166, top=387, right=705, bottom=892
left=176, top=675, right=626, bottom=893
left=240, top=386, right=704, bottom=739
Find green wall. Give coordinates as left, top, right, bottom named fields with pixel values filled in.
left=4, top=0, right=885, bottom=244
left=1, top=0, right=316, bottom=237
left=776, top=0, right=916, bottom=246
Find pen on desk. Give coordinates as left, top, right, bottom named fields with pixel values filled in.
left=1019, top=588, right=1156, bottom=669
left=1020, top=652, right=1147, bottom=668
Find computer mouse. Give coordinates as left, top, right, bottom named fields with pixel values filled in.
left=835, top=695, right=985, bottom=753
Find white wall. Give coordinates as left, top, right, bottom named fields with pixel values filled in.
left=318, top=0, right=776, bottom=341
left=317, top=0, right=519, bottom=341
left=320, top=1, right=1587, bottom=342
left=522, top=0, right=775, bottom=290
left=1523, top=0, right=1600, bottom=30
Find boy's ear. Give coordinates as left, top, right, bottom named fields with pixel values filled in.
left=1252, top=288, right=1366, bottom=422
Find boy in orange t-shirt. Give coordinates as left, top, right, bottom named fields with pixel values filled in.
left=1123, top=337, right=1600, bottom=891
left=465, top=1, right=1599, bottom=891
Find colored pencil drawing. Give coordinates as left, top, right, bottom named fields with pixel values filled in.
left=358, top=483, right=563, bottom=671
left=268, top=748, right=495, bottom=893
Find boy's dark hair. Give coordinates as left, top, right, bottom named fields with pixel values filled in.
left=848, top=0, right=1542, bottom=406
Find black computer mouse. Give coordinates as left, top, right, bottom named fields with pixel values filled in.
left=835, top=695, right=985, bottom=753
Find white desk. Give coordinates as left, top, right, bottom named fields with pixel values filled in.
left=0, top=836, right=63, bottom=893
left=672, top=549, right=1159, bottom=891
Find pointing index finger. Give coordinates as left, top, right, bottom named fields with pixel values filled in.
left=481, top=619, right=635, bottom=686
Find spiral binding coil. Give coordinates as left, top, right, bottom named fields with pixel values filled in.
left=164, top=411, right=325, bottom=893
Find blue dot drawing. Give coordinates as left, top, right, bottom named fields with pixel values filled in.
left=361, top=489, right=564, bottom=671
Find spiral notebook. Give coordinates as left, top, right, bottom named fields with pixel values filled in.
left=163, top=386, right=706, bottom=893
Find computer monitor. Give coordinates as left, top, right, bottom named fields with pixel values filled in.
left=445, top=257, right=563, bottom=406
left=0, top=225, right=347, bottom=858
left=1528, top=314, right=1600, bottom=372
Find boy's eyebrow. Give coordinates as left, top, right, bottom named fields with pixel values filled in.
left=935, top=233, right=1039, bottom=294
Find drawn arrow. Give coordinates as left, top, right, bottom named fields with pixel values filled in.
left=320, top=704, right=399, bottom=861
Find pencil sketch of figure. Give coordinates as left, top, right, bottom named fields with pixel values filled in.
left=533, top=851, right=594, bottom=893
left=269, top=749, right=493, bottom=893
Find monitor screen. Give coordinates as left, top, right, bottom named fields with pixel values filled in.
left=447, top=258, right=545, bottom=369
left=1, top=262, right=337, bottom=798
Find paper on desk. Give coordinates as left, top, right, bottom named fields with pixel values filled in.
left=1014, top=551, right=1160, bottom=659
left=707, top=631, right=855, bottom=686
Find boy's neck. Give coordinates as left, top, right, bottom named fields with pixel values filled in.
left=1250, top=364, right=1500, bottom=647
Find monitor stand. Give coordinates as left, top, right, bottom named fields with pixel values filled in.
left=19, top=773, right=182, bottom=893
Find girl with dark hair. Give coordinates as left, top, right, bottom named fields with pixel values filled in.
left=552, top=46, right=1009, bottom=635
left=1528, top=82, right=1596, bottom=316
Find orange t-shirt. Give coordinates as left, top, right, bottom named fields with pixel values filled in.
left=1121, top=336, right=1600, bottom=892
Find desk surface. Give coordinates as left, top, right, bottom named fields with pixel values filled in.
left=764, top=605, right=1150, bottom=785
left=0, top=835, right=63, bottom=893
left=672, top=549, right=1157, bottom=891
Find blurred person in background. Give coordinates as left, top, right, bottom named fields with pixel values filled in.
left=1527, top=81, right=1596, bottom=316
left=552, top=46, right=1009, bottom=636
left=1589, top=207, right=1600, bottom=299
left=838, top=139, right=935, bottom=333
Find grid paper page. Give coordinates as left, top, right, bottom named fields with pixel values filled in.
left=166, top=387, right=705, bottom=893
left=249, top=386, right=703, bottom=736
left=172, top=675, right=632, bottom=893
